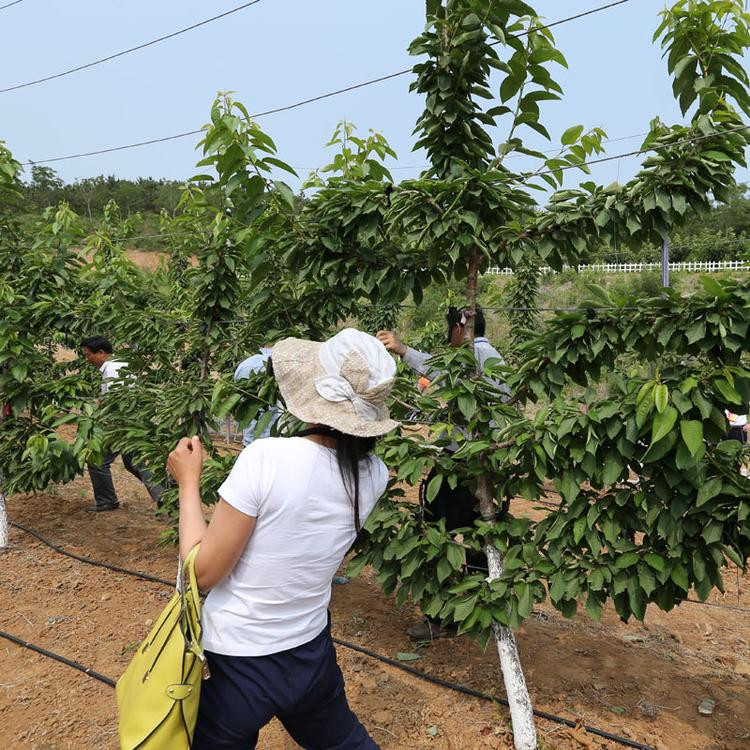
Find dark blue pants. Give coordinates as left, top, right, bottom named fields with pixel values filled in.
left=192, top=623, right=378, bottom=750
left=87, top=451, right=163, bottom=508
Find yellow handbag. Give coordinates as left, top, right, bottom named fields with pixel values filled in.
left=116, top=545, right=204, bottom=749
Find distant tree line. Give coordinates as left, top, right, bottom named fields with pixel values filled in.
left=16, top=166, right=750, bottom=263
left=21, top=165, right=183, bottom=219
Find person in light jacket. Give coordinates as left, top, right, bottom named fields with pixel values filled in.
left=377, top=305, right=509, bottom=640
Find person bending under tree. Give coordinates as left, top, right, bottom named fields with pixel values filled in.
left=80, top=336, right=163, bottom=513
left=377, top=305, right=510, bottom=640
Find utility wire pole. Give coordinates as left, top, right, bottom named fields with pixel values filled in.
left=661, top=237, right=670, bottom=288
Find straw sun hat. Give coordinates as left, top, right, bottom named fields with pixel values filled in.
left=271, top=328, right=399, bottom=438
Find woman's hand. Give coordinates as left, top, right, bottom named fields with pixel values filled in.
left=167, top=436, right=204, bottom=487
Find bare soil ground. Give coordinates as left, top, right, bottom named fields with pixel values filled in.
left=1, top=460, right=749, bottom=750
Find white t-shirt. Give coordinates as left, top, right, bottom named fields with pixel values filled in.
left=202, top=436, right=388, bottom=656
left=99, top=360, right=127, bottom=394
left=726, top=410, right=748, bottom=427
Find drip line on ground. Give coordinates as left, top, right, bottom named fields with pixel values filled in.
left=6, top=520, right=664, bottom=750
left=0, top=629, right=116, bottom=687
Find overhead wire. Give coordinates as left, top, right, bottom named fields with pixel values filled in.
left=281, top=131, right=652, bottom=174
left=0, top=0, right=25, bottom=10
left=22, top=130, right=651, bottom=168
left=20, top=0, right=635, bottom=165
left=531, top=123, right=750, bottom=182
left=0, top=1, right=264, bottom=94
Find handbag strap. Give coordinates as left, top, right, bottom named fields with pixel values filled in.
left=178, top=545, right=201, bottom=613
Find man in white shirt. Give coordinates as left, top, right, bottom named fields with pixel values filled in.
left=81, top=336, right=163, bottom=513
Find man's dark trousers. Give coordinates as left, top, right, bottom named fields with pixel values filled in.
left=88, top=452, right=163, bottom=508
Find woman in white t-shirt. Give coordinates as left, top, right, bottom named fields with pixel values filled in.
left=167, top=329, right=398, bottom=750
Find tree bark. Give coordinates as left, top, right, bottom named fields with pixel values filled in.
left=194, top=326, right=212, bottom=433
left=464, top=246, right=479, bottom=342
left=0, top=480, right=8, bottom=550
left=465, top=246, right=536, bottom=747
left=476, top=475, right=537, bottom=750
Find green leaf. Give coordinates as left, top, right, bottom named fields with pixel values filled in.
left=346, top=555, right=368, bottom=579
left=396, top=652, right=421, bottom=661
left=636, top=381, right=655, bottom=407
left=585, top=593, right=603, bottom=621
left=573, top=517, right=586, bottom=544
left=602, top=454, right=624, bottom=485
left=651, top=405, right=678, bottom=445
left=669, top=563, right=689, bottom=592
left=446, top=542, right=464, bottom=571
left=615, top=551, right=639, bottom=569
left=638, top=565, right=656, bottom=596
left=561, top=125, right=584, bottom=145
left=680, top=420, right=703, bottom=457
left=697, top=477, right=722, bottom=507
left=558, top=471, right=579, bottom=503
left=636, top=391, right=654, bottom=428
left=437, top=556, right=452, bottom=583
left=274, top=181, right=296, bottom=210
left=653, top=384, right=669, bottom=413
left=457, top=394, right=476, bottom=421
left=644, top=553, right=665, bottom=573
left=426, top=474, right=443, bottom=503
left=699, top=275, right=726, bottom=297
left=715, top=378, right=743, bottom=405
left=702, top=520, right=722, bottom=545
left=516, top=582, right=533, bottom=620
left=452, top=594, right=478, bottom=623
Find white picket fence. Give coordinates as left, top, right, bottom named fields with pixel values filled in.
left=485, top=260, right=750, bottom=275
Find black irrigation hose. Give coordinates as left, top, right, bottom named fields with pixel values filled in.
left=9, top=522, right=662, bottom=749
left=13, top=519, right=750, bottom=616
left=10, top=521, right=173, bottom=587
left=0, top=629, right=116, bottom=687
left=0, top=626, right=654, bottom=750
left=685, top=596, right=750, bottom=614
left=331, top=638, right=655, bottom=750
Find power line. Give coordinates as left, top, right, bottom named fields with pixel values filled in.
left=21, top=0, right=634, bottom=165
left=533, top=123, right=750, bottom=182
left=23, top=130, right=650, bottom=169
left=294, top=132, right=651, bottom=173
left=25, top=129, right=205, bottom=165
left=0, top=1, right=264, bottom=94
left=500, top=0, right=632, bottom=42
left=0, top=0, right=25, bottom=10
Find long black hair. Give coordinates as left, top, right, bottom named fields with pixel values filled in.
left=299, top=425, right=376, bottom=534
left=268, top=358, right=377, bottom=533
left=333, top=430, right=377, bottom=535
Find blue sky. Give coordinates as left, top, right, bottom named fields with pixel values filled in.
left=1, top=0, right=747, bottom=193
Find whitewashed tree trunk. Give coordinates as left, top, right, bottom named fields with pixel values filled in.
left=478, top=475, right=537, bottom=750
left=0, top=486, right=8, bottom=550
left=466, top=252, right=536, bottom=749
left=484, top=543, right=536, bottom=750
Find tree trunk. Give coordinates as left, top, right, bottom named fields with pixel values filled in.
left=466, top=248, right=537, bottom=749
left=0, top=480, right=8, bottom=550
left=194, top=330, right=212, bottom=433
left=464, top=247, right=480, bottom=341
left=477, top=475, right=537, bottom=750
